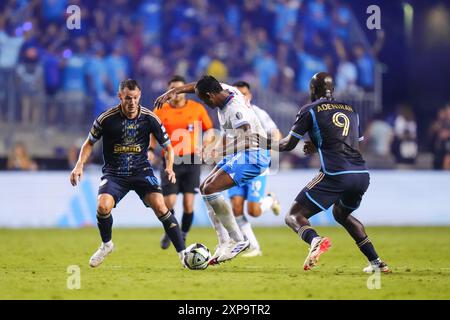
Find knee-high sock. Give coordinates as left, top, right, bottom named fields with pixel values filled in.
left=203, top=193, right=244, bottom=242
left=158, top=210, right=185, bottom=253
left=97, top=212, right=113, bottom=243
left=235, top=215, right=260, bottom=250
left=205, top=198, right=230, bottom=245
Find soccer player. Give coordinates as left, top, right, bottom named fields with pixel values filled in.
left=154, top=75, right=271, bottom=265
left=228, top=81, right=282, bottom=257
left=151, top=75, right=214, bottom=249
left=70, top=79, right=186, bottom=268
left=270, top=72, right=390, bottom=273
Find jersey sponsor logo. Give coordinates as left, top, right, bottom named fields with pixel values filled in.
left=113, top=144, right=142, bottom=153
left=317, top=104, right=353, bottom=113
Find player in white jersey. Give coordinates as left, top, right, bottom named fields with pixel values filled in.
left=227, top=81, right=282, bottom=257
left=154, top=75, right=271, bottom=265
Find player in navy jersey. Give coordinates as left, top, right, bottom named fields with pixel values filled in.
left=271, top=72, right=390, bottom=273
left=70, top=79, right=186, bottom=268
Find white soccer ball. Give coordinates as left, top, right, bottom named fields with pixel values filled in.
left=183, top=243, right=211, bottom=270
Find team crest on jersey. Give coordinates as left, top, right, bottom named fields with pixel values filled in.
left=236, top=112, right=243, bottom=120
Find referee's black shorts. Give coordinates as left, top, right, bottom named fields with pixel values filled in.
left=160, top=154, right=202, bottom=196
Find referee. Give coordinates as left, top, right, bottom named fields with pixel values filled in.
left=150, top=75, right=214, bottom=249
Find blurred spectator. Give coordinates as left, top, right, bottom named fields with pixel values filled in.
left=392, top=104, right=418, bottom=168
left=6, top=142, right=38, bottom=171
left=353, top=43, right=375, bottom=90
left=429, top=104, right=450, bottom=170
left=362, top=113, right=394, bottom=157
left=334, top=39, right=357, bottom=92
left=295, top=36, right=327, bottom=91
left=254, top=49, right=278, bottom=90
left=15, top=46, right=44, bottom=126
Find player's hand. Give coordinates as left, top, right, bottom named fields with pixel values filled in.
left=154, top=88, right=177, bottom=109
left=303, top=141, right=317, bottom=155
left=165, top=168, right=176, bottom=184
left=70, top=164, right=83, bottom=186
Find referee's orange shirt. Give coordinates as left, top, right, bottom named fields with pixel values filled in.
left=154, top=100, right=213, bottom=157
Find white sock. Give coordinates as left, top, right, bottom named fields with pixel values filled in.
left=260, top=195, right=274, bottom=213
left=235, top=215, right=260, bottom=250
left=203, top=193, right=244, bottom=242
left=204, top=197, right=230, bottom=246
left=103, top=240, right=113, bottom=246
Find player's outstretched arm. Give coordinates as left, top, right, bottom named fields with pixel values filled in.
left=163, top=144, right=176, bottom=184
left=278, top=134, right=301, bottom=152
left=154, top=82, right=196, bottom=109
left=70, top=138, right=94, bottom=186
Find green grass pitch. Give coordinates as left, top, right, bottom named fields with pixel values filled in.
left=0, top=227, right=449, bottom=300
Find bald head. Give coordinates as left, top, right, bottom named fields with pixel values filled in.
left=309, top=72, right=334, bottom=102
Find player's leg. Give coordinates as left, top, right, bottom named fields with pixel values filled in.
left=333, top=173, right=390, bottom=273
left=181, top=192, right=195, bottom=243
left=90, top=175, right=128, bottom=267
left=178, top=163, right=201, bottom=245
left=159, top=166, right=179, bottom=249
left=143, top=192, right=186, bottom=261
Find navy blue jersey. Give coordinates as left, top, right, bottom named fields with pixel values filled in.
left=290, top=98, right=367, bottom=174
left=89, top=105, right=170, bottom=176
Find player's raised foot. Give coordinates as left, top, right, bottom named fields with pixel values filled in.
left=241, top=247, right=262, bottom=258
left=89, top=241, right=114, bottom=268
left=303, top=237, right=331, bottom=271
left=363, top=260, right=391, bottom=274
left=215, top=239, right=250, bottom=264
left=178, top=250, right=187, bottom=268
left=208, top=241, right=231, bottom=266
left=267, top=192, right=281, bottom=216
left=160, top=232, right=171, bottom=250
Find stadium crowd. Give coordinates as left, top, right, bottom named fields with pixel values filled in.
left=1, top=0, right=376, bottom=125
left=0, top=0, right=448, bottom=170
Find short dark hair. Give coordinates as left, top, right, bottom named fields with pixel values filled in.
left=195, top=75, right=222, bottom=95
left=168, top=75, right=186, bottom=85
left=119, top=78, right=141, bottom=91
left=232, top=81, right=251, bottom=90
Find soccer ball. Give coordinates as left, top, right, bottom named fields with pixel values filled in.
left=183, top=243, right=211, bottom=270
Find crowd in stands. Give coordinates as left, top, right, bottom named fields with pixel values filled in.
left=0, top=0, right=378, bottom=126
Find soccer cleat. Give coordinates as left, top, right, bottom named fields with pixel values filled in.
left=363, top=260, right=391, bottom=274
left=178, top=250, right=187, bottom=268
left=267, top=192, right=281, bottom=216
left=208, top=241, right=231, bottom=266
left=160, top=232, right=171, bottom=250
left=89, top=241, right=114, bottom=268
left=213, top=239, right=250, bottom=265
left=303, top=237, right=331, bottom=271
left=241, top=247, right=263, bottom=258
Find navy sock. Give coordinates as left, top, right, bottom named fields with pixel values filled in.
left=357, top=237, right=379, bottom=261
left=181, top=212, right=193, bottom=233
left=298, top=225, right=319, bottom=244
left=159, top=211, right=185, bottom=252
left=97, top=212, right=113, bottom=243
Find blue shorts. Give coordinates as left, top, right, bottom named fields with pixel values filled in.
left=216, top=149, right=271, bottom=187
left=228, top=174, right=267, bottom=202
left=98, top=171, right=162, bottom=207
left=296, top=171, right=370, bottom=213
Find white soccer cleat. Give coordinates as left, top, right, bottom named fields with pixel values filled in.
left=213, top=239, right=250, bottom=265
left=303, top=237, right=331, bottom=271
left=241, top=247, right=263, bottom=258
left=363, top=260, right=391, bottom=274
left=178, top=249, right=187, bottom=268
left=208, top=241, right=231, bottom=266
left=89, top=242, right=114, bottom=268
left=267, top=192, right=281, bottom=216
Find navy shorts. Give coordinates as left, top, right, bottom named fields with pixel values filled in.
left=160, top=163, right=201, bottom=196
left=296, top=172, right=370, bottom=214
left=98, top=171, right=162, bottom=207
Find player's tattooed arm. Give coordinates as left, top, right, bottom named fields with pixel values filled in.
left=70, top=138, right=95, bottom=186
left=154, top=82, right=196, bottom=109
left=163, top=144, right=176, bottom=184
